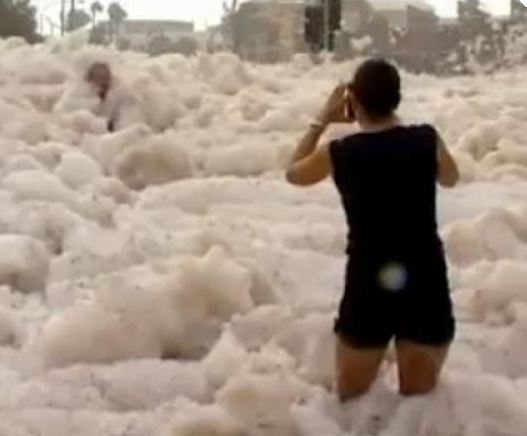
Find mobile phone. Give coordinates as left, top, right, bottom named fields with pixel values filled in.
left=345, top=83, right=354, bottom=120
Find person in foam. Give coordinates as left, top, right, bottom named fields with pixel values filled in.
left=54, top=61, right=141, bottom=132
left=286, top=58, right=460, bottom=402
left=85, top=62, right=127, bottom=132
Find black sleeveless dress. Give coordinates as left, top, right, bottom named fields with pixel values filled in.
left=329, top=124, right=455, bottom=348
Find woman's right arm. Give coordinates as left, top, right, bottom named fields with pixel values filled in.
left=436, top=135, right=459, bottom=188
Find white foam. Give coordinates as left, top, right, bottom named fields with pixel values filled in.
left=0, top=235, right=49, bottom=292
left=0, top=39, right=525, bottom=436
left=55, top=152, right=102, bottom=189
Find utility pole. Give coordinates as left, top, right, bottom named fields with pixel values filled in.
left=60, top=0, right=66, bottom=35
left=68, top=0, right=76, bottom=31
left=324, top=0, right=330, bottom=51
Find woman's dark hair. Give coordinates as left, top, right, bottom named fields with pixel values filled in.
left=351, top=58, right=401, bottom=117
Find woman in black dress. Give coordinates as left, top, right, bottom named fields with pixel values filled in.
left=286, top=59, right=459, bottom=402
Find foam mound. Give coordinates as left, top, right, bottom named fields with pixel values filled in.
left=0, top=38, right=525, bottom=436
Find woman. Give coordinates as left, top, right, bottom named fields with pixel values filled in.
left=286, top=59, right=459, bottom=401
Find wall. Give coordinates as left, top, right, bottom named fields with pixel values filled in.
left=237, top=2, right=306, bottom=62
left=120, top=21, right=194, bottom=50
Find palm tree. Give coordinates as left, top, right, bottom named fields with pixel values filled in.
left=90, top=1, right=103, bottom=29
left=222, top=0, right=241, bottom=54
left=107, top=2, right=127, bottom=43
left=60, top=0, right=66, bottom=35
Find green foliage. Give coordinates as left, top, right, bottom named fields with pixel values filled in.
left=117, top=36, right=131, bottom=51
left=172, top=36, right=199, bottom=56
left=89, top=22, right=110, bottom=45
left=107, top=2, right=127, bottom=42
left=0, top=0, right=42, bottom=43
left=147, top=34, right=173, bottom=56
left=90, top=1, right=104, bottom=27
left=67, top=9, right=91, bottom=31
left=147, top=34, right=199, bottom=57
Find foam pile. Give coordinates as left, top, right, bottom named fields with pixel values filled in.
left=0, top=37, right=525, bottom=435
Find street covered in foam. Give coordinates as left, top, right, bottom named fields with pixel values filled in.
left=0, top=36, right=526, bottom=435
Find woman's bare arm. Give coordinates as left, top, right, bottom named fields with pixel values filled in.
left=286, top=84, right=351, bottom=186
left=437, top=135, right=459, bottom=188
left=286, top=124, right=331, bottom=186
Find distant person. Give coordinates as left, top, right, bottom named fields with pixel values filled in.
left=286, top=59, right=459, bottom=401
left=85, top=62, right=118, bottom=132
left=54, top=61, right=141, bottom=132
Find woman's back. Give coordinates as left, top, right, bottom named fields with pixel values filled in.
left=285, top=58, right=459, bottom=401
left=330, top=124, right=440, bottom=257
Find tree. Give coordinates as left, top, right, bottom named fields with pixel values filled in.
left=457, top=0, right=502, bottom=70
left=89, top=22, right=110, bottom=45
left=67, top=9, right=91, bottom=31
left=107, top=2, right=127, bottom=43
left=503, top=10, right=527, bottom=67
left=305, top=5, right=324, bottom=52
left=90, top=1, right=104, bottom=29
left=0, top=0, right=41, bottom=43
left=173, top=36, right=199, bottom=56
left=221, top=0, right=242, bottom=54
left=117, top=36, right=131, bottom=51
left=147, top=34, right=174, bottom=56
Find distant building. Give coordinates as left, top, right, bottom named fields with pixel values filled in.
left=235, top=0, right=308, bottom=62
left=511, top=0, right=527, bottom=22
left=437, top=16, right=461, bottom=53
left=458, top=0, right=492, bottom=38
left=371, top=0, right=434, bottom=30
left=457, top=0, right=506, bottom=67
left=340, top=0, right=391, bottom=52
left=112, top=19, right=195, bottom=49
left=341, top=0, right=375, bottom=34
left=340, top=0, right=438, bottom=57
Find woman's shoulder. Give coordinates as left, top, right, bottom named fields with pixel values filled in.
left=404, top=124, right=441, bottom=149
left=370, top=123, right=439, bottom=144
left=330, top=123, right=439, bottom=149
left=341, top=123, right=437, bottom=139
left=328, top=132, right=360, bottom=156
left=404, top=123, right=438, bottom=135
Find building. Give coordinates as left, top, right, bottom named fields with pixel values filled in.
left=340, top=0, right=438, bottom=56
left=340, top=1, right=390, bottom=52
left=437, top=16, right=462, bottom=52
left=370, top=0, right=434, bottom=30
left=511, top=0, right=527, bottom=22
left=457, top=1, right=507, bottom=67
left=235, top=0, right=309, bottom=62
left=341, top=0, right=374, bottom=34
left=112, top=19, right=195, bottom=49
left=458, top=0, right=492, bottom=39
left=403, top=4, right=439, bottom=47
left=306, top=0, right=341, bottom=50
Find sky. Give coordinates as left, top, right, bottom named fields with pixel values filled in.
left=35, top=0, right=512, bottom=31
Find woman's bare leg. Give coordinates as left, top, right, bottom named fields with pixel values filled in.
left=336, top=337, right=386, bottom=402
left=396, top=341, right=449, bottom=396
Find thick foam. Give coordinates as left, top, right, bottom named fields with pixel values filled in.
left=0, top=38, right=525, bottom=435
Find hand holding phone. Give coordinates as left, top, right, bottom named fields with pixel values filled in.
left=344, top=83, right=355, bottom=121
left=318, top=84, right=355, bottom=125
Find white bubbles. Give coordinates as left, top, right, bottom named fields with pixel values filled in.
left=55, top=151, right=102, bottom=189
left=0, top=235, right=50, bottom=292
left=0, top=38, right=525, bottom=436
